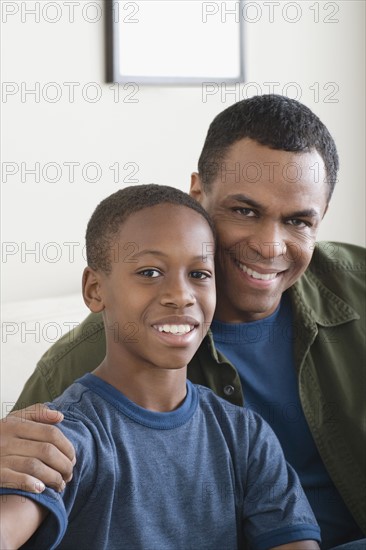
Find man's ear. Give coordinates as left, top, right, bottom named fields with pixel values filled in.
left=82, top=267, right=105, bottom=313
left=190, top=172, right=205, bottom=204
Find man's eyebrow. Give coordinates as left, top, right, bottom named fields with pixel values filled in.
left=226, top=195, right=320, bottom=218
left=225, top=194, right=264, bottom=209
left=285, top=209, right=320, bottom=219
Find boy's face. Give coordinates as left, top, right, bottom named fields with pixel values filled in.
left=84, top=204, right=215, bottom=372
left=191, top=138, right=329, bottom=323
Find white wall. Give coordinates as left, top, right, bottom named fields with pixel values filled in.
left=1, top=0, right=365, bottom=303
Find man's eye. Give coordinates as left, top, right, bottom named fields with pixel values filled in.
left=232, top=208, right=256, bottom=217
left=138, top=269, right=161, bottom=278
left=190, top=271, right=211, bottom=280
left=287, top=219, right=308, bottom=228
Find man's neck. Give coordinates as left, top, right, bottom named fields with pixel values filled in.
left=93, top=358, right=188, bottom=413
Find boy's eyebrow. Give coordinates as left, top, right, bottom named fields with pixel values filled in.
left=131, top=250, right=168, bottom=260
left=132, top=249, right=212, bottom=262
left=226, top=194, right=320, bottom=218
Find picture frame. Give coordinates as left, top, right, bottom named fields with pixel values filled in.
left=106, top=0, right=245, bottom=85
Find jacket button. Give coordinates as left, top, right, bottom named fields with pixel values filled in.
left=223, top=385, right=235, bottom=396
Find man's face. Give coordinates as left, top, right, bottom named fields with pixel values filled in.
left=85, top=204, right=216, bottom=372
left=191, top=138, right=329, bottom=323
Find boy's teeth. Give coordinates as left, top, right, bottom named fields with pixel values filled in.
left=157, top=324, right=193, bottom=335
left=238, top=262, right=277, bottom=281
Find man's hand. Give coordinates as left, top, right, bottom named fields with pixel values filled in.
left=0, top=404, right=76, bottom=493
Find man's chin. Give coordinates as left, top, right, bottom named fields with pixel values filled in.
left=214, top=291, right=283, bottom=323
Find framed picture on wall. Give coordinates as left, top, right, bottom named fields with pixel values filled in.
left=106, top=0, right=245, bottom=85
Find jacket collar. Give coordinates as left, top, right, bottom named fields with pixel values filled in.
left=290, top=269, right=359, bottom=327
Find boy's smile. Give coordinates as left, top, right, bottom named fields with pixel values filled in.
left=83, top=203, right=215, bottom=405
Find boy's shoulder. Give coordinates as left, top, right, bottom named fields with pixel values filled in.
left=49, top=377, right=92, bottom=415
left=194, top=383, right=266, bottom=438
left=194, top=383, right=240, bottom=407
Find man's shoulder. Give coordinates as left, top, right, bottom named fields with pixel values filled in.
left=48, top=377, right=112, bottom=452
left=15, top=313, right=107, bottom=406
left=38, top=312, right=105, bottom=373
left=295, top=241, right=365, bottom=314
left=308, top=241, right=365, bottom=275
left=41, top=312, right=104, bottom=363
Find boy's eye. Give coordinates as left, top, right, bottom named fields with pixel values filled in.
left=190, top=271, right=211, bottom=280
left=138, top=269, right=161, bottom=278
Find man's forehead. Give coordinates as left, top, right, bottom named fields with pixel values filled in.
left=209, top=142, right=326, bottom=189
left=222, top=139, right=321, bottom=164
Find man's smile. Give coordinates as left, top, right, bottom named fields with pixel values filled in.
left=236, top=260, right=283, bottom=281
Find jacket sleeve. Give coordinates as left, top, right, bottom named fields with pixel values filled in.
left=12, top=313, right=106, bottom=411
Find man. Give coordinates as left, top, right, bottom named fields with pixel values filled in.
left=1, top=95, right=365, bottom=548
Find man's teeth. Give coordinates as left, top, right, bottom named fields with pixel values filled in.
left=156, top=324, right=194, bottom=335
left=238, top=262, right=278, bottom=281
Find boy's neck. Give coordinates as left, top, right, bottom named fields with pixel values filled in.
left=93, top=357, right=188, bottom=413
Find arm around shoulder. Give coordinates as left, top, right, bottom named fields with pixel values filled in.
left=0, top=405, right=75, bottom=493
left=1, top=312, right=103, bottom=494
left=12, top=312, right=106, bottom=412
left=12, top=361, right=55, bottom=412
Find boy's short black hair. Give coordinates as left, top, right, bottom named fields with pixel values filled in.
left=198, top=94, right=339, bottom=201
left=86, top=184, right=215, bottom=273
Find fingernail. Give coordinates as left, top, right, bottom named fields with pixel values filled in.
left=35, top=482, right=45, bottom=493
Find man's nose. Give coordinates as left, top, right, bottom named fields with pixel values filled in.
left=247, top=222, right=287, bottom=260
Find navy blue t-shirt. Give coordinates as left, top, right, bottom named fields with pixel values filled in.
left=1, top=376, right=319, bottom=549
left=211, top=292, right=363, bottom=548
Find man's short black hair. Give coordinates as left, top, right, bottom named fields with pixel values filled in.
left=198, top=94, right=339, bottom=201
left=86, top=184, right=215, bottom=273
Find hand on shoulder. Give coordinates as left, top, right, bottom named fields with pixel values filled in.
left=0, top=404, right=76, bottom=493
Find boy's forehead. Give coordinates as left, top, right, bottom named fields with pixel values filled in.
left=120, top=203, right=210, bottom=230
left=114, top=203, right=214, bottom=253
left=106, top=204, right=215, bottom=268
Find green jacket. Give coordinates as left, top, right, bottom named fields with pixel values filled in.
left=13, top=242, right=366, bottom=533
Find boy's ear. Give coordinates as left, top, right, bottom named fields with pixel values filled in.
left=82, top=267, right=105, bottom=313
left=190, top=172, right=205, bottom=203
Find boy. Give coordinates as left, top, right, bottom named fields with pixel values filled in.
left=0, top=184, right=321, bottom=549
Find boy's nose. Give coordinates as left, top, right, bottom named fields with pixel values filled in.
left=160, top=278, right=196, bottom=309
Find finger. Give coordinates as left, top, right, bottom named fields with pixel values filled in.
left=1, top=460, right=67, bottom=493
left=9, top=404, right=64, bottom=424
left=1, top=417, right=76, bottom=465
left=1, top=438, right=75, bottom=483
left=0, top=468, right=46, bottom=493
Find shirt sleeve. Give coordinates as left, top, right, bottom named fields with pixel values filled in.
left=243, top=410, right=321, bottom=550
left=0, top=407, right=97, bottom=549
left=0, top=487, right=67, bottom=550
